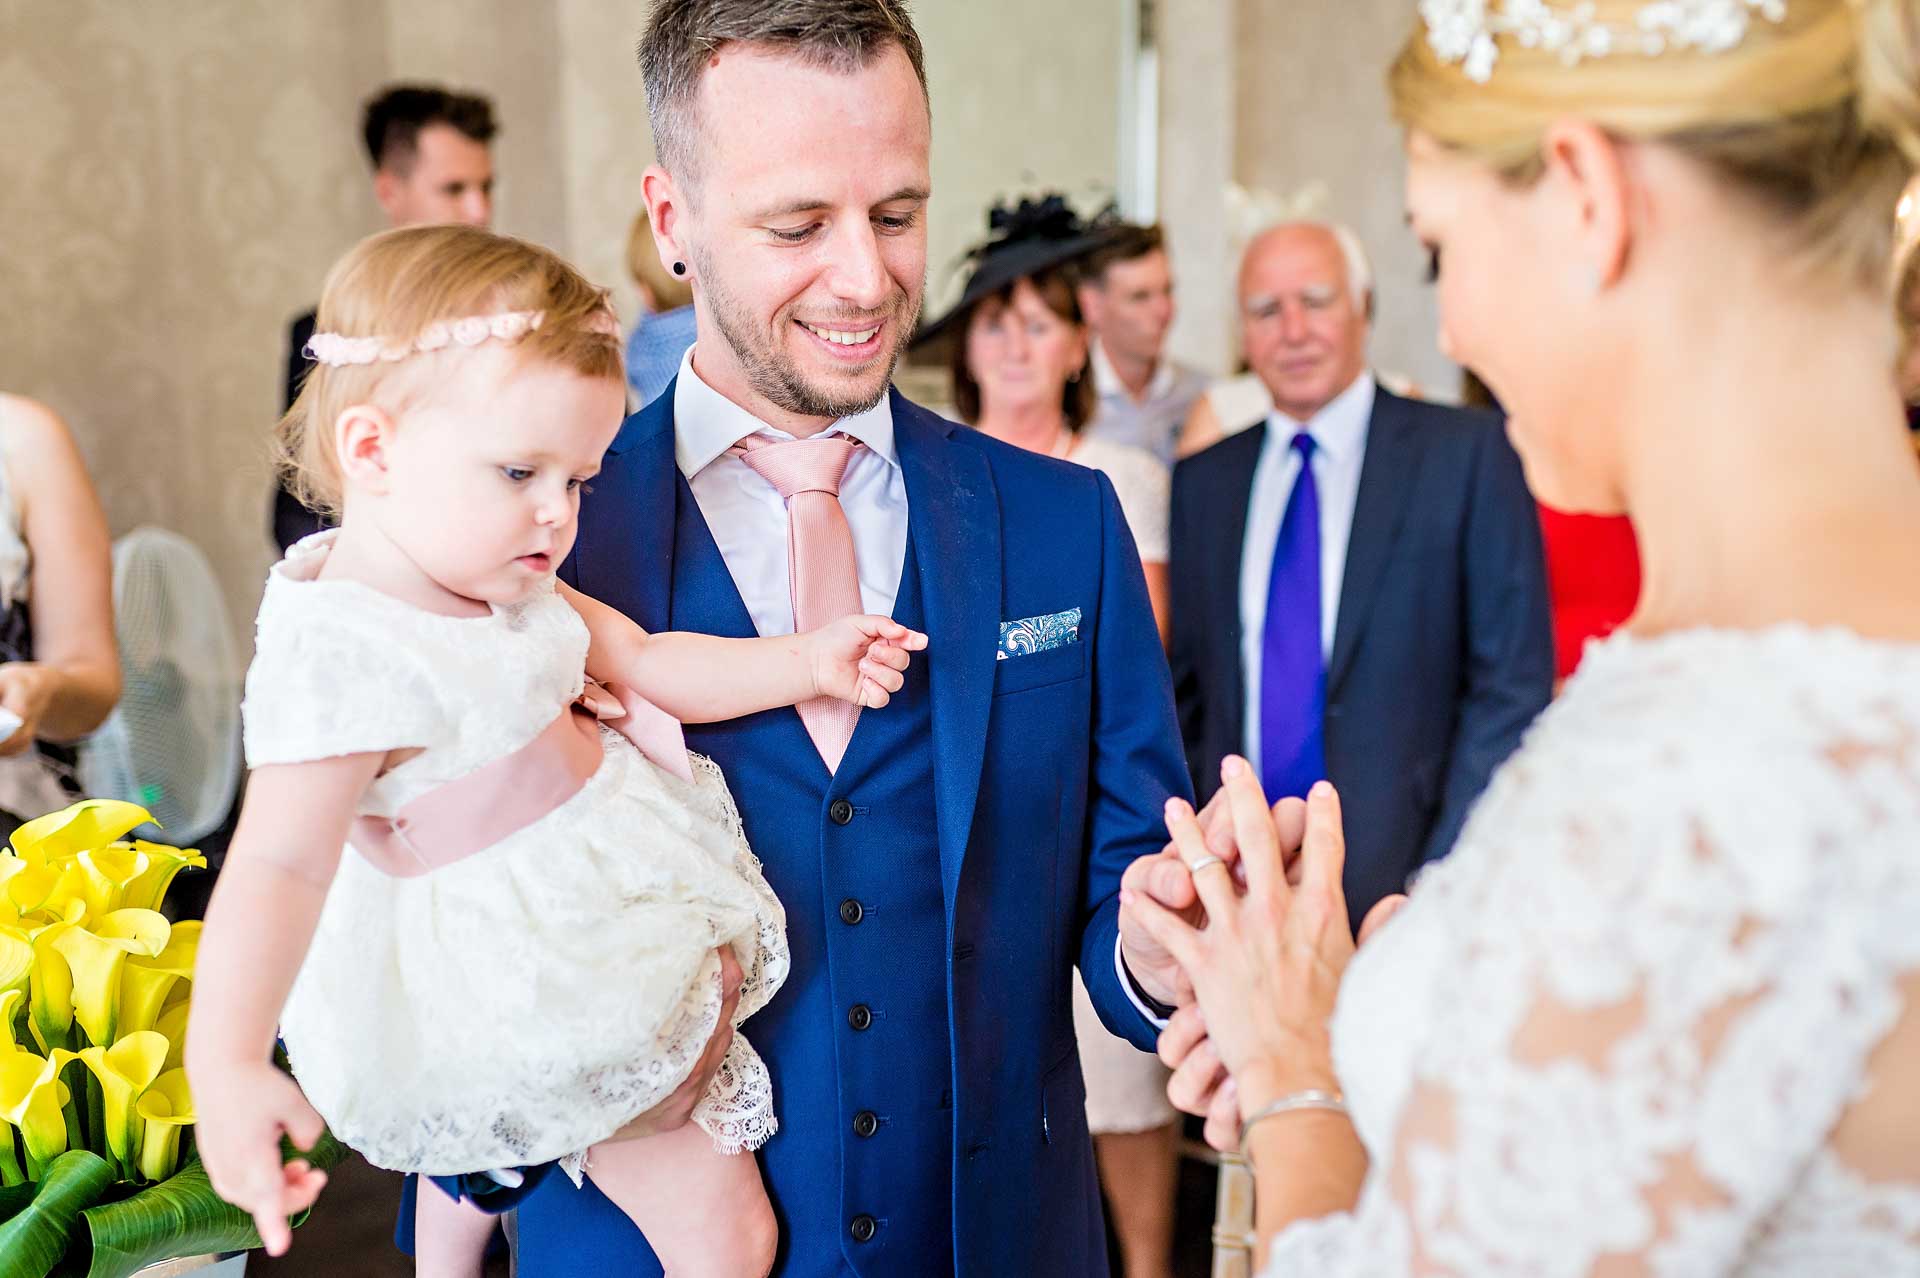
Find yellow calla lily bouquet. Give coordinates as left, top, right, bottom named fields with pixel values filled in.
left=0, top=800, right=339, bottom=1278
left=0, top=799, right=203, bottom=1189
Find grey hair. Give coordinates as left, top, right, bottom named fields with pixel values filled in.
left=638, top=0, right=928, bottom=185
left=1244, top=219, right=1377, bottom=316
left=1326, top=223, right=1375, bottom=314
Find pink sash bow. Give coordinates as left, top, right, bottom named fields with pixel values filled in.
left=349, top=681, right=692, bottom=878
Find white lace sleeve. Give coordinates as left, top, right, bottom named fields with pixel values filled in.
left=1261, top=674, right=1920, bottom=1276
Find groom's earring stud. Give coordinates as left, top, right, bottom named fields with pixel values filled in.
left=672, top=261, right=687, bottom=277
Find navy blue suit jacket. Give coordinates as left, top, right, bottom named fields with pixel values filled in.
left=518, top=386, right=1191, bottom=1276
left=1169, top=386, right=1552, bottom=924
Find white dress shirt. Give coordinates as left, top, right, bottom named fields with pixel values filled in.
left=1238, top=372, right=1376, bottom=779
left=1090, top=338, right=1178, bottom=406
left=672, top=346, right=911, bottom=635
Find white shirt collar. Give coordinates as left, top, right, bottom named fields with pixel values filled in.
left=1266, top=371, right=1376, bottom=464
left=671, top=344, right=898, bottom=478
left=1091, top=338, right=1176, bottom=405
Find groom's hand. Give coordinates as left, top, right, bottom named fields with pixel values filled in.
left=614, top=947, right=743, bottom=1139
left=1118, top=786, right=1240, bottom=1008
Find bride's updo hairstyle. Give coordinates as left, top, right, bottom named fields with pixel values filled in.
left=277, top=224, right=622, bottom=520
left=1390, top=0, right=1920, bottom=289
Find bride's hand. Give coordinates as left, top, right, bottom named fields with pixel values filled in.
left=806, top=616, right=928, bottom=708
left=1123, top=759, right=1356, bottom=1122
left=1156, top=889, right=1407, bottom=1150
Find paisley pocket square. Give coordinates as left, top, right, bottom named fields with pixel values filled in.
left=997, top=608, right=1083, bottom=660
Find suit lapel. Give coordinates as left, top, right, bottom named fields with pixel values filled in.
left=893, top=395, right=1000, bottom=907
left=1327, top=390, right=1423, bottom=696
left=1208, top=425, right=1266, bottom=741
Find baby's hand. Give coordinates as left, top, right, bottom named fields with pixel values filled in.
left=193, top=1059, right=330, bottom=1257
left=808, top=615, right=928, bottom=709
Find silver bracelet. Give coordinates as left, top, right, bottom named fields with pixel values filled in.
left=1238, top=1089, right=1348, bottom=1154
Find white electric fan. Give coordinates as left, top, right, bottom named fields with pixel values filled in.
left=78, top=527, right=242, bottom=844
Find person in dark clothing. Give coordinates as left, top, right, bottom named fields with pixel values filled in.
left=275, top=84, right=498, bottom=550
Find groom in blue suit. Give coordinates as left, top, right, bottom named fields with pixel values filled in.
left=514, top=3, right=1193, bottom=1274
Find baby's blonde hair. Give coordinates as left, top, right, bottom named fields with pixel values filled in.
left=278, top=224, right=623, bottom=517
left=1389, top=0, right=1920, bottom=290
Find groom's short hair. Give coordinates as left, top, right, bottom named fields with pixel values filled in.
left=638, top=0, right=927, bottom=186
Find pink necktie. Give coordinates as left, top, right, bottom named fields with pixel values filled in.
left=728, top=433, right=864, bottom=771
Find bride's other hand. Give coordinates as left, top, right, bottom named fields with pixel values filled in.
left=1359, top=893, right=1408, bottom=944
left=1158, top=888, right=1408, bottom=1149
left=1123, top=759, right=1355, bottom=1123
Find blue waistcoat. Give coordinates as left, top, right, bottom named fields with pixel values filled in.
left=681, top=524, right=953, bottom=1271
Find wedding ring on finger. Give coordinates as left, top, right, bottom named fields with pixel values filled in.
left=1185, top=853, right=1226, bottom=876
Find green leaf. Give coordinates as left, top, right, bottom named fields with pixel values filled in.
left=74, top=1159, right=249, bottom=1278
left=78, top=1132, right=350, bottom=1278
left=0, top=1150, right=113, bottom=1278
left=0, top=1181, right=38, bottom=1222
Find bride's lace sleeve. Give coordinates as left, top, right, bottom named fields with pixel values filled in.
left=1260, top=714, right=1920, bottom=1276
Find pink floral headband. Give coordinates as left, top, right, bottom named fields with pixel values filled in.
left=303, top=309, right=545, bottom=367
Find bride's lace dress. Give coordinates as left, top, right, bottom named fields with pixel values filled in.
left=1266, top=627, right=1920, bottom=1275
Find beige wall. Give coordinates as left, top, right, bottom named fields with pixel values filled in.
left=917, top=0, right=1126, bottom=317
left=1157, top=0, right=1238, bottom=376
left=0, top=2, right=1139, bottom=653
left=1157, top=0, right=1454, bottom=396
left=1, top=3, right=392, bottom=650
left=1233, top=0, right=1451, bottom=398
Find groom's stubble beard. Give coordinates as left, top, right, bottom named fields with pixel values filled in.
left=691, top=241, right=923, bottom=421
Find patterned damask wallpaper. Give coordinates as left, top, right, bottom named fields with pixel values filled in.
left=1, top=1, right=1445, bottom=654
left=0, top=0, right=1128, bottom=655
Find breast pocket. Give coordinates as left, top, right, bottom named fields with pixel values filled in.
left=993, top=641, right=1088, bottom=696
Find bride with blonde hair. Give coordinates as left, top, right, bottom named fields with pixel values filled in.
left=1119, top=0, right=1920, bottom=1272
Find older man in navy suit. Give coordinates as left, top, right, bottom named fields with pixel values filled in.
left=1170, top=223, right=1553, bottom=929
left=490, top=3, right=1193, bottom=1275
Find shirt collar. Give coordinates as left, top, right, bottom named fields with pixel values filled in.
left=1266, top=371, right=1376, bottom=465
left=1091, top=339, right=1177, bottom=405
left=672, top=344, right=898, bottom=477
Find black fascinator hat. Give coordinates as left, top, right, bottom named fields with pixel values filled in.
left=914, top=194, right=1113, bottom=344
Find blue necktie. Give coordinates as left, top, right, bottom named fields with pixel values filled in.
left=1259, top=431, right=1326, bottom=801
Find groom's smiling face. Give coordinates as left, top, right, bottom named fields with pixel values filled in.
left=659, top=42, right=931, bottom=430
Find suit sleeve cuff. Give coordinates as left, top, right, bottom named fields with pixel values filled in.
left=1115, top=936, right=1174, bottom=1029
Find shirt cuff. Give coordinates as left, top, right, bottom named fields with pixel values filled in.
left=1115, top=935, right=1174, bottom=1030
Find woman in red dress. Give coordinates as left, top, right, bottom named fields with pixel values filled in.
left=1536, top=506, right=1641, bottom=683
left=1464, top=372, right=1641, bottom=682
